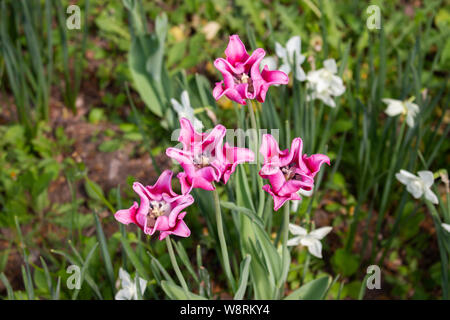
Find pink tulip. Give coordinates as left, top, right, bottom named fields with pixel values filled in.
left=221, top=142, right=255, bottom=184
left=114, top=170, right=194, bottom=240
left=213, top=35, right=289, bottom=105
left=166, top=118, right=254, bottom=193
left=259, top=134, right=330, bottom=211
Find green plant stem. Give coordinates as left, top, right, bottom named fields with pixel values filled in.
left=165, top=237, right=188, bottom=292
left=426, top=201, right=449, bottom=300
left=282, top=201, right=290, bottom=263
left=213, top=185, right=236, bottom=292
left=302, top=253, right=311, bottom=285
left=247, top=100, right=265, bottom=217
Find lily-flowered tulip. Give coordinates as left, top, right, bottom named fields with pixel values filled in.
left=382, top=97, right=419, bottom=128
left=287, top=223, right=332, bottom=259
left=213, top=35, right=289, bottom=105
left=171, top=90, right=203, bottom=131
left=115, top=268, right=147, bottom=300
left=259, top=134, right=330, bottom=211
left=275, top=36, right=306, bottom=81
left=306, top=58, right=345, bottom=107
left=166, top=118, right=254, bottom=193
left=395, top=169, right=439, bottom=204
left=114, top=170, right=194, bottom=240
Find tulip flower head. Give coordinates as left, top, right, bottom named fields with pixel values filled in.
left=115, top=268, right=147, bottom=300
left=383, top=97, right=419, bottom=128
left=114, top=170, right=194, bottom=240
left=275, top=36, right=306, bottom=81
left=287, top=223, right=332, bottom=258
left=213, top=35, right=289, bottom=105
left=395, top=169, right=439, bottom=204
left=166, top=118, right=254, bottom=193
left=306, top=58, right=345, bottom=107
left=259, top=134, right=330, bottom=211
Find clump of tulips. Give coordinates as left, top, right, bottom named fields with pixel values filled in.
left=115, top=35, right=330, bottom=299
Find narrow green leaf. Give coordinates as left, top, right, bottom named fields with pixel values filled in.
left=234, top=254, right=252, bottom=300
left=284, top=276, right=331, bottom=300
left=161, top=280, right=207, bottom=300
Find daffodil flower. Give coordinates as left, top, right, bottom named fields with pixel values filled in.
left=171, top=91, right=203, bottom=131
left=382, top=97, right=419, bottom=128
left=287, top=223, right=332, bottom=258
left=395, top=169, right=439, bottom=204
left=115, top=268, right=147, bottom=300
left=306, top=59, right=345, bottom=107
left=275, top=36, right=306, bottom=81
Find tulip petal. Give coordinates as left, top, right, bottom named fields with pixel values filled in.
left=225, top=35, right=249, bottom=66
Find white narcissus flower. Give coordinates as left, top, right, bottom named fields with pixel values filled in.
left=115, top=268, right=147, bottom=300
left=382, top=97, right=419, bottom=128
left=395, top=169, right=439, bottom=204
left=171, top=91, right=203, bottom=131
left=275, top=36, right=306, bottom=81
left=287, top=223, right=332, bottom=258
left=442, top=223, right=450, bottom=233
left=306, top=59, right=345, bottom=108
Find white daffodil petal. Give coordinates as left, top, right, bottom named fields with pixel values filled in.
left=323, top=59, right=337, bottom=74
left=260, top=56, right=278, bottom=71
left=442, top=223, right=450, bottom=233
left=138, top=278, right=147, bottom=296
left=301, top=237, right=323, bottom=258
left=275, top=42, right=287, bottom=61
left=294, top=63, right=306, bottom=81
left=396, top=170, right=416, bottom=185
left=193, top=118, right=204, bottom=131
left=180, top=91, right=190, bottom=109
left=279, top=63, right=291, bottom=76
left=291, top=200, right=300, bottom=213
left=288, top=223, right=308, bottom=236
left=384, top=101, right=405, bottom=117
left=319, top=93, right=336, bottom=107
left=287, top=236, right=303, bottom=246
left=424, top=187, right=439, bottom=205
left=406, top=181, right=424, bottom=199
left=286, top=36, right=301, bottom=61
left=309, top=226, right=333, bottom=240
left=406, top=112, right=415, bottom=128
left=329, top=76, right=345, bottom=96
left=171, top=98, right=184, bottom=113
left=406, top=101, right=420, bottom=114
left=115, top=288, right=132, bottom=300
left=417, top=171, right=434, bottom=188
left=119, top=268, right=132, bottom=288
